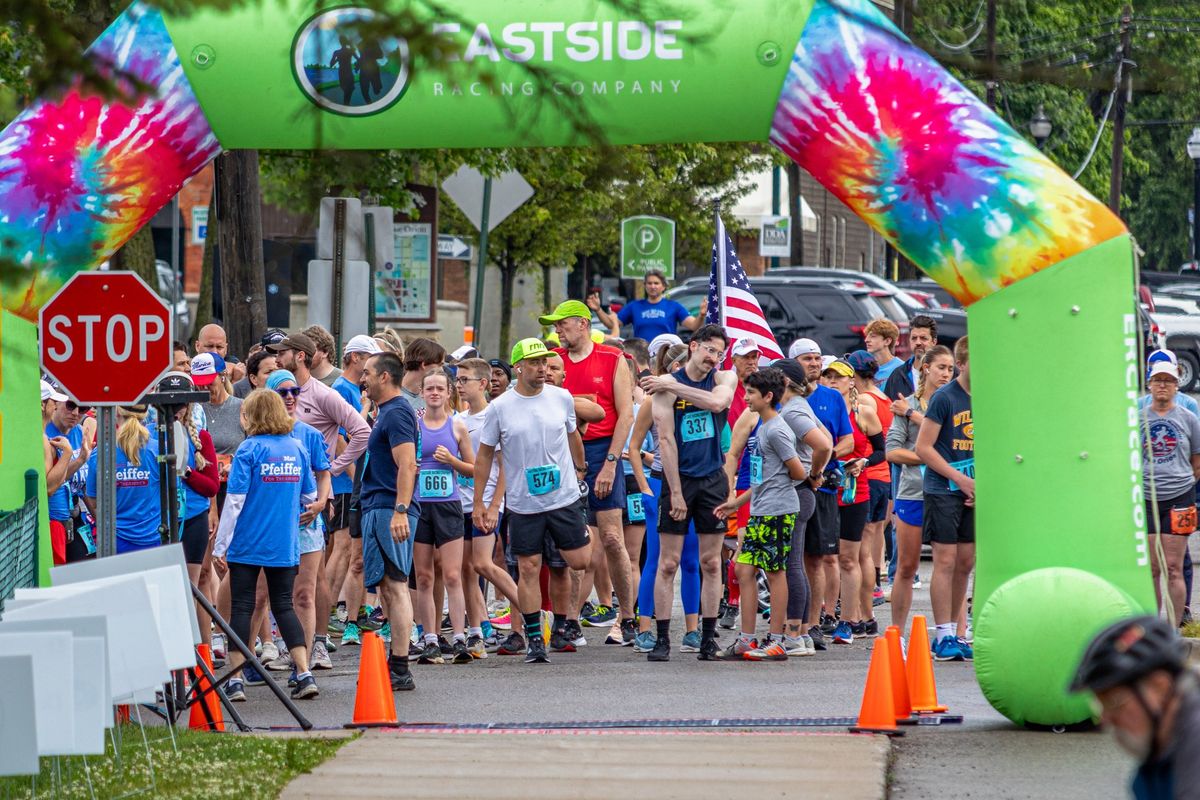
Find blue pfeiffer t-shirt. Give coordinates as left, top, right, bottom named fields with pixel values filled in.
left=922, top=379, right=973, bottom=496
left=86, top=434, right=161, bottom=548
left=806, top=384, right=853, bottom=494
left=225, top=433, right=315, bottom=567
left=618, top=298, right=690, bottom=341
left=46, top=421, right=83, bottom=522
left=361, top=395, right=421, bottom=513
left=330, top=375, right=363, bottom=495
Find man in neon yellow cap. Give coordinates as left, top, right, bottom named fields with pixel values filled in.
left=472, top=337, right=593, bottom=664
left=539, top=300, right=638, bottom=647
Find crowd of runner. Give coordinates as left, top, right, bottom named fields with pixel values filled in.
left=37, top=270, right=1195, bottom=699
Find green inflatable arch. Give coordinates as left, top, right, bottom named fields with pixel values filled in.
left=0, top=0, right=1154, bottom=726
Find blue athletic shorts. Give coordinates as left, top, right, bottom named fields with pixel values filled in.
left=894, top=499, right=924, bottom=527
left=361, top=506, right=418, bottom=588
left=582, top=437, right=626, bottom=523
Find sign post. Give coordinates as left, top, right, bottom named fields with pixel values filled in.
left=39, top=271, right=173, bottom=557
left=620, top=216, right=676, bottom=280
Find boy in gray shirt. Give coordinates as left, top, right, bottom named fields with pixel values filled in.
left=715, top=368, right=809, bottom=660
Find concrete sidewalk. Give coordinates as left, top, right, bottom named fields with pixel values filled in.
left=281, top=730, right=891, bottom=799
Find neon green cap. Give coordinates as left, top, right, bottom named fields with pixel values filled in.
left=510, top=338, right=551, bottom=365
left=537, top=299, right=592, bottom=326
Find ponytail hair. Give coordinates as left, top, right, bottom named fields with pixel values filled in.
left=183, top=406, right=208, bottom=470
left=116, top=407, right=150, bottom=466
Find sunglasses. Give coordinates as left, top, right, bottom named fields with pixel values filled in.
left=275, top=387, right=302, bottom=399
left=66, top=401, right=90, bottom=413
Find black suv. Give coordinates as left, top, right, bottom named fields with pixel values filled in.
left=665, top=278, right=892, bottom=357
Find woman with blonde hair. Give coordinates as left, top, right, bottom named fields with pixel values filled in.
left=83, top=404, right=162, bottom=553
left=214, top=389, right=319, bottom=701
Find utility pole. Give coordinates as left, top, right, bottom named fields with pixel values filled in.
left=887, top=0, right=917, bottom=279
left=1109, top=6, right=1134, bottom=216
left=985, top=0, right=997, bottom=108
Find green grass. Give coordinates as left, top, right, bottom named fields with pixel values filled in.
left=0, top=726, right=352, bottom=799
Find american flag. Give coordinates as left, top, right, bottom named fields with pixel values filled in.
left=705, top=211, right=784, bottom=363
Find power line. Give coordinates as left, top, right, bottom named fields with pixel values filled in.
left=925, top=0, right=987, bottom=52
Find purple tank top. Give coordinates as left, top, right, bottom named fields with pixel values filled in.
left=417, top=416, right=460, bottom=503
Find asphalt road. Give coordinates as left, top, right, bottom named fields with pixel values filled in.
left=229, top=562, right=1132, bottom=799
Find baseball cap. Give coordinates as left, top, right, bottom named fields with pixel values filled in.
left=268, top=332, right=317, bottom=359
left=260, top=328, right=287, bottom=348
left=538, top=300, right=592, bottom=326
left=158, top=371, right=195, bottom=392
left=824, top=358, right=854, bottom=378
left=510, top=338, right=551, bottom=365
left=190, top=352, right=227, bottom=386
left=731, top=337, right=760, bottom=357
left=845, top=349, right=878, bottom=374
left=772, top=358, right=808, bottom=387
left=789, top=338, right=821, bottom=358
left=40, top=379, right=68, bottom=402
left=449, top=345, right=478, bottom=362
left=1148, top=360, right=1180, bottom=381
left=648, top=333, right=683, bottom=359
left=1148, top=348, right=1178, bottom=365
left=343, top=334, right=383, bottom=357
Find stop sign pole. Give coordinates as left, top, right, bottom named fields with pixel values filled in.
left=39, top=271, right=173, bottom=558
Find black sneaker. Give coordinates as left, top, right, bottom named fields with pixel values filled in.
left=648, top=636, right=671, bottom=662
left=225, top=678, right=246, bottom=702
left=418, top=641, right=444, bottom=664
left=808, top=626, right=828, bottom=651
left=451, top=639, right=473, bottom=664
left=565, top=619, right=586, bottom=647
left=497, top=632, right=526, bottom=655
left=388, top=658, right=415, bottom=691
left=438, top=635, right=454, bottom=655
left=620, top=618, right=637, bottom=646
left=525, top=637, right=550, bottom=663
left=408, top=641, right=423, bottom=662
left=718, top=603, right=738, bottom=630
left=549, top=629, right=577, bottom=652
left=820, top=614, right=837, bottom=634
left=291, top=674, right=319, bottom=699
left=850, top=620, right=867, bottom=637
left=579, top=600, right=597, bottom=621
left=863, top=619, right=879, bottom=636
left=441, top=614, right=453, bottom=632
left=697, top=637, right=722, bottom=661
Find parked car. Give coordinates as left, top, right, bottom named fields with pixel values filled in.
left=896, top=278, right=962, bottom=310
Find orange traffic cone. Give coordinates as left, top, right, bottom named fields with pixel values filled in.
left=849, top=636, right=903, bottom=735
left=189, top=644, right=224, bottom=732
left=347, top=631, right=397, bottom=728
left=885, top=626, right=915, bottom=724
left=907, top=615, right=948, bottom=714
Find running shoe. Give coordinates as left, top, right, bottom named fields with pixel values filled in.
left=782, top=636, right=813, bottom=657
left=680, top=630, right=703, bottom=653
left=267, top=648, right=294, bottom=671
left=212, top=634, right=227, bottom=661
left=716, top=637, right=755, bottom=661
left=633, top=631, right=657, bottom=653
left=802, top=634, right=818, bottom=655
left=324, top=635, right=337, bottom=653
left=370, top=605, right=387, bottom=626
left=341, top=621, right=362, bottom=647
left=584, top=604, right=617, bottom=627
left=745, top=638, right=788, bottom=662
left=604, top=625, right=624, bottom=645
left=408, top=642, right=423, bottom=662
left=565, top=619, right=587, bottom=647
left=291, top=674, right=319, bottom=699
left=327, top=615, right=346, bottom=635
left=497, top=632, right=526, bottom=655
left=697, top=638, right=722, bottom=661
left=483, top=632, right=503, bottom=653
left=389, top=663, right=415, bottom=692
left=872, top=591, right=887, bottom=608
left=832, top=621, right=854, bottom=644
left=850, top=620, right=867, bottom=637
left=647, top=636, right=671, bottom=662
left=578, top=601, right=598, bottom=622
left=468, top=635, right=488, bottom=659
left=242, top=662, right=266, bottom=686
left=287, top=667, right=298, bottom=688
left=254, top=637, right=263, bottom=657
left=820, top=614, right=837, bottom=635
left=964, top=623, right=975, bottom=644
left=418, top=641, right=445, bottom=665
left=452, top=639, right=473, bottom=664
left=525, top=638, right=551, bottom=664
left=259, top=640, right=280, bottom=665
left=912, top=576, right=922, bottom=590
left=489, top=609, right=512, bottom=629
left=380, top=622, right=392, bottom=645
left=933, top=636, right=964, bottom=662
left=225, top=678, right=245, bottom=702
left=438, top=635, right=453, bottom=655
left=808, top=626, right=828, bottom=651
left=311, top=639, right=333, bottom=670
left=718, top=602, right=738, bottom=630
left=441, top=615, right=453, bottom=633
left=863, top=619, right=879, bottom=637
left=956, top=637, right=974, bottom=661
left=549, top=630, right=577, bottom=653
left=619, top=618, right=637, bottom=646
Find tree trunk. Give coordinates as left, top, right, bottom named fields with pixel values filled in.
left=110, top=224, right=158, bottom=288
left=214, top=150, right=266, bottom=359
left=786, top=162, right=804, bottom=265
left=191, top=190, right=216, bottom=343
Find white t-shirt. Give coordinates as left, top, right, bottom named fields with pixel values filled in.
left=480, top=384, right=580, bottom=514
left=458, top=406, right=502, bottom=513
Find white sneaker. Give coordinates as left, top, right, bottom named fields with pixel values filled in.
left=801, top=634, right=817, bottom=656
left=211, top=634, right=227, bottom=660
left=267, top=646, right=293, bottom=671
left=260, top=640, right=280, bottom=665
left=311, top=639, right=333, bottom=670
left=783, top=635, right=815, bottom=657
left=964, top=623, right=974, bottom=644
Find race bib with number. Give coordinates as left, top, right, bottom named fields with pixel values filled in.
left=680, top=410, right=715, bottom=443
left=457, top=472, right=475, bottom=490
left=419, top=469, right=456, bottom=499
left=750, top=455, right=763, bottom=486
left=626, top=493, right=646, bottom=522
left=947, top=457, right=975, bottom=493
left=525, top=464, right=562, bottom=496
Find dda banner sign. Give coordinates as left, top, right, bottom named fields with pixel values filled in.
left=620, top=216, right=675, bottom=280
left=760, top=215, right=791, bottom=258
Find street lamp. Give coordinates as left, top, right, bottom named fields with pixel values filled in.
left=1187, top=128, right=1200, bottom=265
left=1029, top=105, right=1052, bottom=149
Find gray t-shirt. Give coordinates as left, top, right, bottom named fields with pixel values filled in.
left=750, top=414, right=801, bottom=517
left=480, top=385, right=581, bottom=515
left=886, top=393, right=925, bottom=501
left=1141, top=403, right=1200, bottom=501
left=318, top=367, right=343, bottom=389
left=201, top=396, right=245, bottom=455
left=779, top=396, right=821, bottom=472
left=232, top=377, right=253, bottom=399
left=402, top=386, right=426, bottom=415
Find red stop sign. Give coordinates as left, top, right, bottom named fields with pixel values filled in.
left=39, top=271, right=173, bottom=406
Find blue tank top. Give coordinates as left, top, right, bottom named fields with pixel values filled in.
left=735, top=419, right=762, bottom=491
left=417, top=415, right=460, bottom=503
left=672, top=368, right=727, bottom=478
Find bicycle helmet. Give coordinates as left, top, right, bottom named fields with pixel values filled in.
left=1069, top=615, right=1186, bottom=694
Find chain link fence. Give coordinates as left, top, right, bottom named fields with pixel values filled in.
left=0, top=470, right=40, bottom=614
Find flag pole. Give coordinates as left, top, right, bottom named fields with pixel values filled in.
left=713, top=199, right=725, bottom=330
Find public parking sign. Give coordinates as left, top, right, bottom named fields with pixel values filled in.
left=39, top=271, right=173, bottom=406
left=621, top=216, right=676, bottom=280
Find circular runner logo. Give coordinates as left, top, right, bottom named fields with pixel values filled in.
left=292, top=7, right=410, bottom=117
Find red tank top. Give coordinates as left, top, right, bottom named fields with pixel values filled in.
left=864, top=392, right=892, bottom=483
left=555, top=344, right=620, bottom=441
left=839, top=410, right=871, bottom=507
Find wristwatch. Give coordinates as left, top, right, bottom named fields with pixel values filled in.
left=605, top=454, right=618, bottom=463
left=904, top=408, right=914, bottom=420
left=394, top=503, right=408, bottom=515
